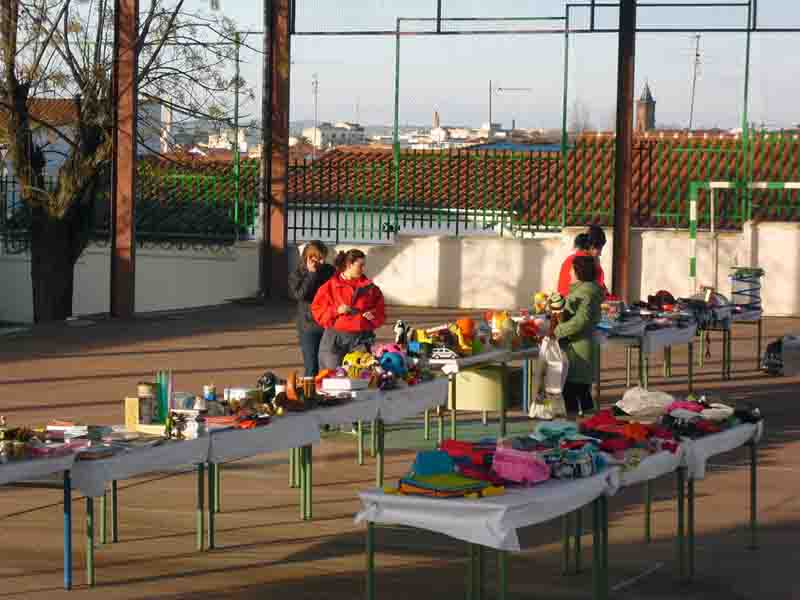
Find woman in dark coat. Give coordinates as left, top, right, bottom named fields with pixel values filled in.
left=289, top=240, right=336, bottom=376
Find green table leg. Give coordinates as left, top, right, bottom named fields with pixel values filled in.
left=476, top=545, right=484, bottom=600
left=64, top=471, right=72, bottom=590
left=358, top=421, right=365, bottom=466
left=645, top=480, right=653, bottom=544
left=749, top=440, right=759, bottom=550
left=215, top=462, right=221, bottom=514
left=86, top=497, right=95, bottom=587
left=370, top=420, right=377, bottom=458
left=467, top=544, right=475, bottom=600
left=562, top=513, right=571, bottom=575
left=295, top=447, right=302, bottom=488
left=601, top=496, right=609, bottom=600
left=497, top=550, right=508, bottom=600
left=699, top=330, right=706, bottom=368
left=450, top=375, right=457, bottom=440
left=207, top=463, right=216, bottom=550
left=757, top=318, right=763, bottom=371
left=424, top=410, right=431, bottom=440
left=575, top=508, right=583, bottom=574
left=100, top=489, right=107, bottom=545
left=437, top=407, right=444, bottom=445
left=196, top=464, right=205, bottom=552
left=375, top=419, right=385, bottom=488
left=688, top=478, right=695, bottom=581
left=306, top=445, right=313, bottom=520
left=592, top=499, right=602, bottom=600
left=677, top=467, right=686, bottom=581
left=625, top=347, right=633, bottom=388
left=664, top=347, right=673, bottom=378
left=366, top=522, right=375, bottom=600
left=688, top=343, right=695, bottom=394
left=642, top=352, right=650, bottom=389
left=111, top=480, right=118, bottom=543
left=289, top=449, right=297, bottom=487
left=500, top=363, right=509, bottom=437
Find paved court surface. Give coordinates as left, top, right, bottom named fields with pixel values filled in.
left=0, top=303, right=798, bottom=599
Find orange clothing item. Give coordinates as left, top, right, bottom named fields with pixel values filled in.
left=311, top=273, right=386, bottom=332
left=557, top=251, right=607, bottom=297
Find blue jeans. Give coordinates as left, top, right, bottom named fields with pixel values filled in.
left=299, top=330, right=325, bottom=377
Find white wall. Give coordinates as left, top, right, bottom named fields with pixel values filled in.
left=1, top=242, right=259, bottom=323
left=292, top=222, right=796, bottom=315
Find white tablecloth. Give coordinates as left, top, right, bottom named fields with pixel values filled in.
left=431, top=349, right=513, bottom=375
left=209, top=413, right=320, bottom=463
left=72, top=438, right=211, bottom=497
left=376, top=379, right=449, bottom=425
left=682, top=422, right=763, bottom=480
left=356, top=470, right=618, bottom=552
left=618, top=447, right=685, bottom=488
left=0, top=454, right=75, bottom=486
left=608, top=325, right=697, bottom=355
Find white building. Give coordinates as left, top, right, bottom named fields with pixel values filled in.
left=302, top=121, right=367, bottom=149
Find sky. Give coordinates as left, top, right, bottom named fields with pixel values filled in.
left=188, top=0, right=800, bottom=130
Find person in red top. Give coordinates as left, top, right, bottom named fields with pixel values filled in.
left=312, top=249, right=386, bottom=370
left=557, top=226, right=608, bottom=297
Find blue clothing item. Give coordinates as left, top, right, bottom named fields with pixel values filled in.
left=531, top=420, right=579, bottom=443
left=411, top=450, right=455, bottom=477
left=299, top=330, right=325, bottom=377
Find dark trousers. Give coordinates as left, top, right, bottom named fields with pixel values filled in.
left=318, top=329, right=376, bottom=371
left=299, top=330, right=325, bottom=377
left=563, top=382, right=595, bottom=413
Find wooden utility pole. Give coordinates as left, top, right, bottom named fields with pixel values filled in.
left=612, top=0, right=637, bottom=302
left=110, top=0, right=139, bottom=318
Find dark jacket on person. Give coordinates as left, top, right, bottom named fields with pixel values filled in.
left=289, top=263, right=336, bottom=333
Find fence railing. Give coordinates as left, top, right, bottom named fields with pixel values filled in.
left=4, top=134, right=799, bottom=251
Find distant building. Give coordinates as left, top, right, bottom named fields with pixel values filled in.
left=303, top=121, right=366, bottom=149
left=636, top=82, right=656, bottom=132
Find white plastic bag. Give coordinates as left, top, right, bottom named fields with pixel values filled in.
left=528, top=338, right=569, bottom=419
left=542, top=337, right=569, bottom=395
left=615, top=387, right=673, bottom=419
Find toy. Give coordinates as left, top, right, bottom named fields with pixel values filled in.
left=380, top=351, right=409, bottom=376
left=448, top=323, right=473, bottom=355
left=533, top=291, right=550, bottom=314
left=373, top=342, right=405, bottom=359
left=431, top=346, right=460, bottom=360
left=394, top=320, right=410, bottom=345
left=456, top=317, right=476, bottom=338
left=342, top=351, right=376, bottom=378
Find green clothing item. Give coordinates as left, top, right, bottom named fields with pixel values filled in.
left=553, top=281, right=603, bottom=385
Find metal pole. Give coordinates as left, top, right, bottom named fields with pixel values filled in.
left=688, top=342, right=695, bottom=393
left=688, top=33, right=701, bottom=130
left=375, top=419, right=385, bottom=488
left=749, top=440, right=759, bottom=549
left=498, top=550, right=508, bottom=600
left=677, top=467, right=686, bottom=581
left=305, top=445, right=313, bottom=520
left=358, top=421, right=365, bottom=466
left=450, top=374, right=458, bottom=440
left=611, top=0, right=637, bottom=302
left=488, top=79, right=492, bottom=132
left=207, top=463, right=216, bottom=550
left=575, top=508, right=583, bottom=574
left=63, top=471, right=72, bottom=591
left=366, top=522, right=376, bottom=600
left=215, top=463, right=221, bottom=513
left=196, top=463, right=205, bottom=552
left=233, top=32, right=241, bottom=231
left=645, top=480, right=653, bottom=543
left=86, top=497, right=95, bottom=586
left=111, top=480, right=119, bottom=543
left=560, top=6, right=570, bottom=227
left=100, top=490, right=107, bottom=544
left=562, top=513, right=571, bottom=575
left=743, top=0, right=754, bottom=219
left=393, top=19, right=401, bottom=234
left=688, top=478, right=695, bottom=580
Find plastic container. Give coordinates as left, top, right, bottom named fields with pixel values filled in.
left=448, top=366, right=504, bottom=412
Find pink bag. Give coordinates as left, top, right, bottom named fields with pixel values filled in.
left=491, top=447, right=551, bottom=485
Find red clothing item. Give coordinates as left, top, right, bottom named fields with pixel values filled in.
left=311, top=273, right=386, bottom=332
left=557, top=251, right=606, bottom=297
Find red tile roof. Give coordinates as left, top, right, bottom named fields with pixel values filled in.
left=0, top=98, right=79, bottom=131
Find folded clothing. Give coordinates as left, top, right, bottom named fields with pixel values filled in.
left=439, top=439, right=495, bottom=467
left=491, top=447, right=550, bottom=485
left=398, top=473, right=490, bottom=498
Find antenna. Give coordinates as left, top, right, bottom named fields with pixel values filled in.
left=312, top=73, right=319, bottom=159
left=688, top=33, right=701, bottom=131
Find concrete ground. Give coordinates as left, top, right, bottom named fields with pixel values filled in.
left=0, top=303, right=798, bottom=600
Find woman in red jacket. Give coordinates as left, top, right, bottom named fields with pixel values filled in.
left=312, top=249, right=386, bottom=370
left=557, top=226, right=608, bottom=297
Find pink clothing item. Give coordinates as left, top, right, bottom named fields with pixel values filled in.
left=666, top=401, right=704, bottom=414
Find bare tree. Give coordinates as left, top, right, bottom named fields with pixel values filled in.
left=0, top=0, right=252, bottom=321
left=569, top=98, right=593, bottom=134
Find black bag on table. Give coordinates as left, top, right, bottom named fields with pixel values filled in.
left=761, top=338, right=783, bottom=376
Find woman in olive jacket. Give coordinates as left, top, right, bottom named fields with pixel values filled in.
left=289, top=241, right=336, bottom=376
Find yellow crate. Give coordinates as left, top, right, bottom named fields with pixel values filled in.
left=448, top=366, right=505, bottom=412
